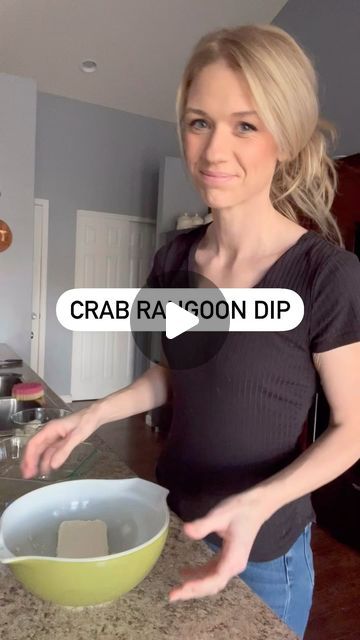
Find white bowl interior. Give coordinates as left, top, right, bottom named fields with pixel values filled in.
left=1, top=478, right=168, bottom=558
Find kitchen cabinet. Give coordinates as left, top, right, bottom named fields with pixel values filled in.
left=332, top=153, right=360, bottom=251
left=310, top=153, right=360, bottom=551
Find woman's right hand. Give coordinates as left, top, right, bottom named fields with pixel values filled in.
left=20, top=406, right=102, bottom=479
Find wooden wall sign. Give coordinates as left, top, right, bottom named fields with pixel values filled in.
left=0, top=220, right=12, bottom=252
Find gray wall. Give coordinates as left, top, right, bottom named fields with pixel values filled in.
left=156, top=156, right=207, bottom=237
left=0, top=74, right=37, bottom=361
left=35, top=93, right=179, bottom=396
left=273, top=0, right=360, bottom=155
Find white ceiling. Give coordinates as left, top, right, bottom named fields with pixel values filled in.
left=0, top=0, right=288, bottom=122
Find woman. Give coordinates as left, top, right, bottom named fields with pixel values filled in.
left=22, top=25, right=360, bottom=639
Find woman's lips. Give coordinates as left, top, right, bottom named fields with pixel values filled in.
left=199, top=170, right=237, bottom=185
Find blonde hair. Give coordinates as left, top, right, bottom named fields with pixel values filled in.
left=176, top=24, right=343, bottom=246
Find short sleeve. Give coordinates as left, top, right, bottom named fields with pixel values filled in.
left=145, top=244, right=168, bottom=288
left=145, top=229, right=198, bottom=288
left=310, top=249, right=360, bottom=352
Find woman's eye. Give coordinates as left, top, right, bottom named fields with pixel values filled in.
left=187, top=118, right=209, bottom=130
left=237, top=122, right=257, bottom=133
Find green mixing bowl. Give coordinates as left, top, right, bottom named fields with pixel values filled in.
left=0, top=478, right=169, bottom=606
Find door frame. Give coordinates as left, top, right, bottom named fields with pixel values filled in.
left=30, top=198, right=49, bottom=378
left=71, top=209, right=155, bottom=400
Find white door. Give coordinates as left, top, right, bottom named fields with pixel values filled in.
left=128, top=220, right=158, bottom=378
left=30, top=199, right=49, bottom=377
left=71, top=210, right=155, bottom=401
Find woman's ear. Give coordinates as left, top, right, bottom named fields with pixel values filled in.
left=277, top=148, right=288, bottom=163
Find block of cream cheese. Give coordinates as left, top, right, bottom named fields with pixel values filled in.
left=56, top=519, right=109, bottom=558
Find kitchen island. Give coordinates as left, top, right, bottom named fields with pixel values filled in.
left=0, top=345, right=297, bottom=639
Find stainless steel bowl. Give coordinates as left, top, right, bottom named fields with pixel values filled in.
left=10, top=407, right=71, bottom=427
left=0, top=374, right=22, bottom=398
left=0, top=399, right=41, bottom=437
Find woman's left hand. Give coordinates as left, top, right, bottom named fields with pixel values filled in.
left=169, top=489, right=271, bottom=602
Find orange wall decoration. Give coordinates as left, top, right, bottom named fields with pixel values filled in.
left=0, top=220, right=12, bottom=252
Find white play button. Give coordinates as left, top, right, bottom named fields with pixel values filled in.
left=165, top=302, right=199, bottom=339
left=131, top=270, right=230, bottom=369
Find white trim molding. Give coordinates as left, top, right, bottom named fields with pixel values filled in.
left=77, top=209, right=156, bottom=225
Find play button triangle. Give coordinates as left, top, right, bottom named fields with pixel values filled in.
left=165, top=302, right=199, bottom=340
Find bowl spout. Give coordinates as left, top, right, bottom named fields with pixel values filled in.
left=121, top=478, right=169, bottom=508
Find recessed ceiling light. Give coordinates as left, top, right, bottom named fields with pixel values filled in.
left=81, top=60, right=97, bottom=73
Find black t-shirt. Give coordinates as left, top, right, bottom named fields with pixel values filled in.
left=147, top=224, right=360, bottom=561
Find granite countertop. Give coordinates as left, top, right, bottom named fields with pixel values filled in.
left=0, top=345, right=297, bottom=640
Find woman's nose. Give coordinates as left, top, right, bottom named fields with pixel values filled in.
left=202, top=126, right=232, bottom=164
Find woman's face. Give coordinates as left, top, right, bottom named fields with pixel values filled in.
left=182, top=60, right=281, bottom=211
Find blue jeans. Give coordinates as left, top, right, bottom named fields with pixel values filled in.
left=205, top=524, right=314, bottom=639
